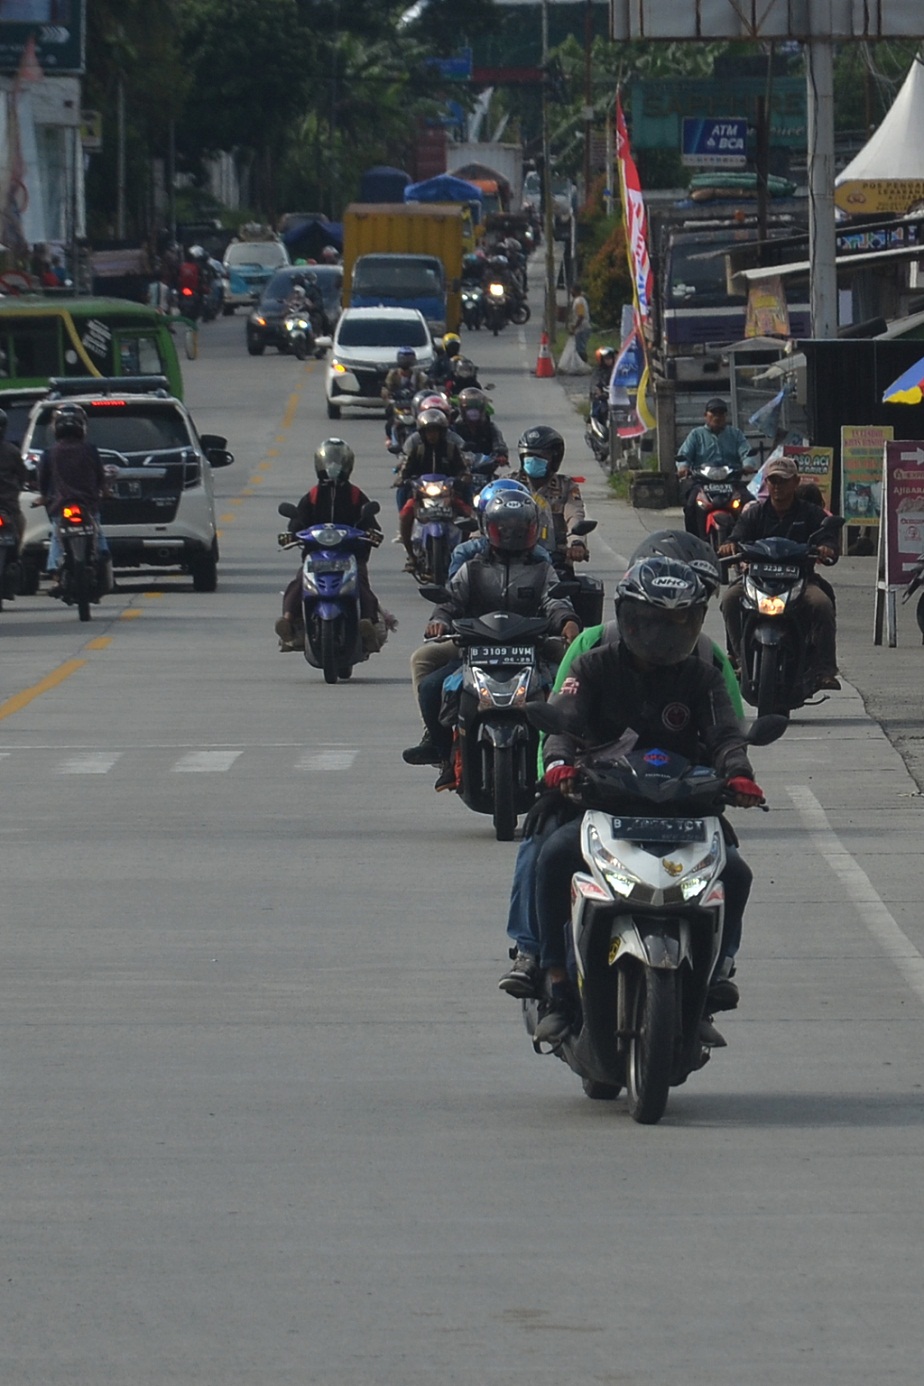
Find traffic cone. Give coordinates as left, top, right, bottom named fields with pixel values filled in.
left=535, top=330, right=555, bottom=378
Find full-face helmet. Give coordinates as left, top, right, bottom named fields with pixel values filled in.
left=458, top=387, right=488, bottom=424
left=475, top=477, right=531, bottom=526
left=396, top=347, right=417, bottom=369
left=483, top=492, right=539, bottom=554
left=53, top=403, right=88, bottom=441
left=417, top=408, right=448, bottom=437
left=615, top=558, right=708, bottom=667
left=314, top=438, right=355, bottom=484
left=452, top=357, right=477, bottom=385
left=630, top=529, right=721, bottom=599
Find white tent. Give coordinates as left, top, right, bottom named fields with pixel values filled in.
left=835, top=55, right=924, bottom=210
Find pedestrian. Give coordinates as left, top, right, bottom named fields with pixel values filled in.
left=568, top=283, right=592, bottom=362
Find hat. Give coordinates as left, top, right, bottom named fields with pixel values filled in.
left=704, top=397, right=728, bottom=414
left=764, top=456, right=799, bottom=480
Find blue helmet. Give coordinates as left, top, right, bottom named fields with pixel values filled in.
left=475, top=477, right=531, bottom=527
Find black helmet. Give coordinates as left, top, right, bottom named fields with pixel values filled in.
left=458, top=387, right=487, bottom=423
left=314, top=438, right=354, bottom=484
left=53, top=403, right=88, bottom=441
left=517, top=425, right=565, bottom=475
left=396, top=347, right=417, bottom=368
left=630, top=529, right=721, bottom=598
left=453, top=357, right=477, bottom=384
left=483, top=492, right=539, bottom=554
left=417, top=407, right=448, bottom=433
left=615, top=558, right=707, bottom=667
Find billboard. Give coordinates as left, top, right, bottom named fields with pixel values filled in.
left=0, top=0, right=83, bottom=74
left=629, top=77, right=806, bottom=150
left=611, top=0, right=924, bottom=40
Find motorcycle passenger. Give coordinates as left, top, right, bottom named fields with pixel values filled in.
left=515, top=425, right=588, bottom=571
left=523, top=557, right=763, bottom=1044
left=36, top=404, right=111, bottom=588
left=397, top=409, right=471, bottom=570
left=429, top=332, right=462, bottom=387
left=177, top=245, right=208, bottom=318
left=719, top=454, right=841, bottom=691
left=0, top=407, right=27, bottom=549
left=403, top=492, right=580, bottom=790
left=382, top=347, right=429, bottom=447
left=677, top=397, right=752, bottom=537
left=454, top=388, right=507, bottom=468
left=589, top=346, right=616, bottom=425
left=499, top=531, right=744, bottom=1004
left=449, top=479, right=551, bottom=578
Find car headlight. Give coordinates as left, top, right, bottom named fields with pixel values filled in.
left=331, top=359, right=348, bottom=374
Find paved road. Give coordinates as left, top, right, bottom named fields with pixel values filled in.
left=2, top=304, right=923, bottom=1385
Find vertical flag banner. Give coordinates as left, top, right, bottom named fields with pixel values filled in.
left=615, top=92, right=656, bottom=431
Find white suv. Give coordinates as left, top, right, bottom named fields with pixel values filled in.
left=19, top=376, right=234, bottom=592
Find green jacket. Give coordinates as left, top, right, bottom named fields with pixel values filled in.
left=538, top=622, right=744, bottom=774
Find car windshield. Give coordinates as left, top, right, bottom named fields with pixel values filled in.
left=226, top=242, right=286, bottom=269
left=668, top=240, right=745, bottom=306
left=336, top=317, right=429, bottom=349
left=33, top=403, right=193, bottom=455
left=352, top=259, right=443, bottom=296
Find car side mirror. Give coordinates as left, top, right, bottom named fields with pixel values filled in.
left=206, top=448, right=234, bottom=468
left=200, top=433, right=228, bottom=450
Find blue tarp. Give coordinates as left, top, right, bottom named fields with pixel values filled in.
left=404, top=174, right=483, bottom=221
left=281, top=219, right=343, bottom=259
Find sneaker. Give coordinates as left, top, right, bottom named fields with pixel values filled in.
left=275, top=615, right=295, bottom=642
left=699, top=1017, right=727, bottom=1048
left=434, top=760, right=457, bottom=791
left=498, top=951, right=539, bottom=998
left=534, top=984, right=577, bottom=1044
left=402, top=732, right=442, bottom=766
left=403, top=555, right=418, bottom=573
left=706, top=978, right=739, bottom=1013
left=359, top=618, right=382, bottom=653
left=815, top=673, right=841, bottom=691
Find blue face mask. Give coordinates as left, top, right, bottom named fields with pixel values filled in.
left=522, top=455, right=549, bottom=479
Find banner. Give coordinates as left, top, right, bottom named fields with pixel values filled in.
left=615, top=92, right=656, bottom=432
left=840, top=424, right=892, bottom=530
left=783, top=445, right=834, bottom=509
left=882, top=440, right=924, bottom=588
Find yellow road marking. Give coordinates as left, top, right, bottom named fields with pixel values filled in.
left=85, top=637, right=111, bottom=650
left=248, top=475, right=265, bottom=485
left=0, top=659, right=87, bottom=723
left=229, top=498, right=244, bottom=505
left=144, top=592, right=164, bottom=599
left=282, top=392, right=300, bottom=428
left=266, top=449, right=279, bottom=458
left=257, top=460, right=272, bottom=471
left=219, top=513, right=236, bottom=523
left=120, top=609, right=143, bottom=620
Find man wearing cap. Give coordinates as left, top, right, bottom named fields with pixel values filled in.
left=719, top=456, right=842, bottom=691
left=676, top=398, right=752, bottom=536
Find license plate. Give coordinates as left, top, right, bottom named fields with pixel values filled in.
left=755, top=564, right=801, bottom=579
left=468, top=644, right=535, bottom=664
left=704, top=485, right=733, bottom=499
left=610, top=816, right=706, bottom=843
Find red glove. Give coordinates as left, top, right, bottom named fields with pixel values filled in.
left=727, top=776, right=764, bottom=804
left=545, top=763, right=577, bottom=791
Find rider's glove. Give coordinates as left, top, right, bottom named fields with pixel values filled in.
left=726, top=775, right=764, bottom=805
left=544, top=762, right=577, bottom=792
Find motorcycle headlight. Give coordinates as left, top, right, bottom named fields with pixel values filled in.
left=678, top=836, right=722, bottom=900
left=757, top=594, right=786, bottom=616
left=488, top=282, right=505, bottom=298
left=587, top=824, right=641, bottom=899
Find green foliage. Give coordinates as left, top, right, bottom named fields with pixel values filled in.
left=584, top=219, right=632, bottom=330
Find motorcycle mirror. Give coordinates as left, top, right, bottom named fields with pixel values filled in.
left=455, top=517, right=478, bottom=535
left=548, top=580, right=580, bottom=599
left=418, top=583, right=450, bottom=602
left=359, top=501, right=381, bottom=524
left=571, top=519, right=597, bottom=536
left=314, top=336, right=332, bottom=350
left=810, top=518, right=846, bottom=544
left=483, top=383, right=495, bottom=391
left=745, top=714, right=788, bottom=747
left=278, top=502, right=297, bottom=519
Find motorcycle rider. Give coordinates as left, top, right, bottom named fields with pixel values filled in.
left=0, top=407, right=27, bottom=550
left=522, top=557, right=763, bottom=1045
left=453, top=388, right=507, bottom=468
left=275, top=439, right=387, bottom=653
left=382, top=347, right=429, bottom=447
left=719, top=454, right=841, bottom=691
left=36, top=403, right=111, bottom=589
left=515, top=425, right=588, bottom=571
left=589, top=346, right=616, bottom=425
left=397, top=408, right=471, bottom=571
left=448, top=356, right=484, bottom=395
left=676, top=397, right=752, bottom=537
left=499, top=532, right=744, bottom=1007
left=429, top=332, right=462, bottom=387
left=177, top=245, right=208, bottom=318
left=403, top=491, right=580, bottom=790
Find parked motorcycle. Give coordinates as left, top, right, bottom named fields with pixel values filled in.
left=585, top=408, right=609, bottom=464
left=728, top=524, right=843, bottom=717
left=420, top=587, right=557, bottom=841
left=900, top=548, right=924, bottom=642
left=0, top=508, right=21, bottom=610
left=407, top=473, right=461, bottom=585
left=277, top=500, right=384, bottom=684
left=520, top=706, right=784, bottom=1122
left=461, top=284, right=484, bottom=331
left=683, top=464, right=752, bottom=552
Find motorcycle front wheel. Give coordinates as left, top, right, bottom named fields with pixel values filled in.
left=492, top=744, right=516, bottom=842
left=625, top=966, right=676, bottom=1125
left=426, top=533, right=449, bottom=586
left=756, top=646, right=782, bottom=718
left=320, top=621, right=339, bottom=684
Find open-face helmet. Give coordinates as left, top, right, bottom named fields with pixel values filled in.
left=452, top=357, right=477, bottom=385
left=314, top=438, right=355, bottom=484
left=615, top=558, right=708, bottom=667
left=483, top=492, right=539, bottom=554
left=442, top=332, right=461, bottom=359
left=630, top=529, right=721, bottom=599
left=595, top=345, right=617, bottom=365
left=517, top=425, right=565, bottom=478
left=53, top=403, right=88, bottom=441
left=396, top=347, right=417, bottom=369
left=417, top=407, right=448, bottom=435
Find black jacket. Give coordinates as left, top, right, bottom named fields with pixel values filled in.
left=543, top=641, right=753, bottom=780
left=432, top=548, right=577, bottom=634
left=731, top=496, right=840, bottom=557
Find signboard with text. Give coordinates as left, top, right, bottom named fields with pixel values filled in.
left=630, top=77, right=805, bottom=150
left=841, top=425, right=892, bottom=530
left=0, top=0, right=84, bottom=74
left=611, top=1, right=924, bottom=41
left=681, top=117, right=747, bottom=169
left=882, top=440, right=924, bottom=588
left=784, top=445, right=834, bottom=510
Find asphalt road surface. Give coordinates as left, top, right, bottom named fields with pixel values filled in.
left=2, top=304, right=923, bottom=1386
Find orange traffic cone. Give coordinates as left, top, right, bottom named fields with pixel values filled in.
left=535, top=331, right=555, bottom=378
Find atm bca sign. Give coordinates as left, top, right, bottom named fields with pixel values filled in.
left=681, top=117, right=747, bottom=169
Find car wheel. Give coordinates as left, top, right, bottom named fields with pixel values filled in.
left=222, top=304, right=235, bottom=317
left=326, top=401, right=341, bottom=419
left=190, top=540, right=218, bottom=592
left=247, top=337, right=265, bottom=357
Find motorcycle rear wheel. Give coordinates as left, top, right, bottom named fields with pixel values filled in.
left=625, top=966, right=676, bottom=1125
left=510, top=302, right=531, bottom=326
left=492, top=744, right=516, bottom=842
left=74, top=560, right=91, bottom=623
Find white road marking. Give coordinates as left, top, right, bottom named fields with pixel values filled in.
left=58, top=752, right=122, bottom=775
left=172, top=750, right=244, bottom=773
left=297, top=748, right=358, bottom=771
left=788, top=783, right=924, bottom=1006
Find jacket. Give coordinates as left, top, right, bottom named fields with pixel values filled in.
left=543, top=640, right=753, bottom=780
left=400, top=437, right=467, bottom=482
left=731, top=496, right=840, bottom=556
left=431, top=548, right=577, bottom=635
left=38, top=441, right=106, bottom=514
left=517, top=472, right=586, bottom=554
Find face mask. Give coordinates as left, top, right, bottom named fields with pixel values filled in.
left=464, top=409, right=481, bottom=422
left=522, top=455, right=549, bottom=479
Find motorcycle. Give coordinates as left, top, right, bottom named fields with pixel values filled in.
left=585, top=407, right=609, bottom=465
left=277, top=500, right=385, bottom=685
left=482, top=280, right=531, bottom=335
left=388, top=398, right=417, bottom=455
left=520, top=706, right=784, bottom=1122
left=728, top=523, right=843, bottom=717
left=461, top=284, right=484, bottom=331
left=53, top=503, right=109, bottom=622
left=420, top=585, right=558, bottom=841
left=0, top=508, right=21, bottom=610
left=464, top=452, right=507, bottom=498
left=407, top=473, right=461, bottom=585
left=901, top=548, right=924, bottom=642
left=283, top=311, right=316, bottom=361
left=683, top=464, right=752, bottom=552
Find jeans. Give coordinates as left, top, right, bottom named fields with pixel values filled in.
left=418, top=656, right=462, bottom=757
left=535, top=817, right=751, bottom=976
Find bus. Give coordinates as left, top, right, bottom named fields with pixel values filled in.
left=0, top=297, right=184, bottom=398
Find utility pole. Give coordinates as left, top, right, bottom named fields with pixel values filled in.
left=806, top=36, right=838, bottom=338
left=582, top=0, right=593, bottom=200
left=541, top=0, right=556, bottom=344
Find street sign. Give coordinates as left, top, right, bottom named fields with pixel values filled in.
left=630, top=78, right=805, bottom=150
left=611, top=0, right=924, bottom=40
left=425, top=47, right=472, bottom=81
left=681, top=116, right=747, bottom=169
left=80, top=108, right=102, bottom=151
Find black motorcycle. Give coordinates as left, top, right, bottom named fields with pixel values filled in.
left=0, top=507, right=21, bottom=610
left=551, top=519, right=604, bottom=629
left=461, top=284, right=484, bottom=331
left=53, top=503, right=108, bottom=622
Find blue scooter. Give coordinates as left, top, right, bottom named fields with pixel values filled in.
left=278, top=500, right=381, bottom=684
